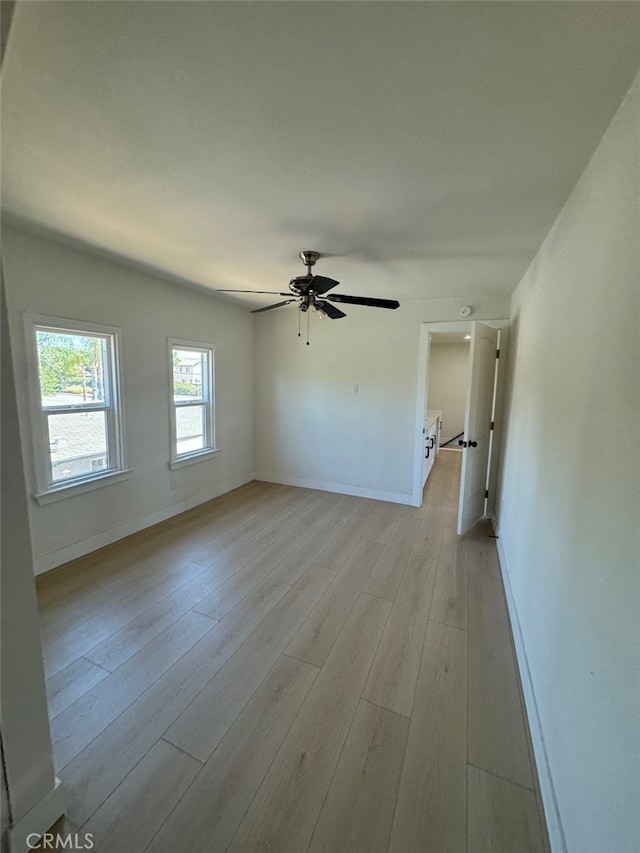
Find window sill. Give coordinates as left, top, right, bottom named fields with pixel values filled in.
left=34, top=468, right=134, bottom=505
left=168, top=448, right=220, bottom=470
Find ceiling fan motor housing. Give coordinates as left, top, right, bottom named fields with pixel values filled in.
left=289, top=275, right=312, bottom=294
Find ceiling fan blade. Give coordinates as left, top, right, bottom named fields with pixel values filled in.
left=316, top=300, right=346, bottom=319
left=217, top=289, right=291, bottom=295
left=309, top=275, right=340, bottom=295
left=326, top=293, right=400, bottom=310
left=250, top=299, right=297, bottom=314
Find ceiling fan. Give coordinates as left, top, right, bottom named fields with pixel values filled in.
left=217, top=251, right=400, bottom=323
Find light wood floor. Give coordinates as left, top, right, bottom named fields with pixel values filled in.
left=37, top=452, right=549, bottom=853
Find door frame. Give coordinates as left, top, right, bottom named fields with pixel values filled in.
left=411, top=319, right=509, bottom=511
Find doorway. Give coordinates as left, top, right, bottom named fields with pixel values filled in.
left=412, top=320, right=507, bottom=534
left=428, top=331, right=471, bottom=452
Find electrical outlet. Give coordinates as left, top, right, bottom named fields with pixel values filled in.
left=352, top=384, right=359, bottom=395
left=170, top=477, right=178, bottom=490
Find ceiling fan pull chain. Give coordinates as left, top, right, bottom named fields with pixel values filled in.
left=306, top=309, right=310, bottom=345
left=297, top=309, right=301, bottom=338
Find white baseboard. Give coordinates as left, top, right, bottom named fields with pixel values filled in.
left=490, top=513, right=566, bottom=853
left=34, top=473, right=256, bottom=575
left=255, top=472, right=413, bottom=507
left=9, top=778, right=65, bottom=853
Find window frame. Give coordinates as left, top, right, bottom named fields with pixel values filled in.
left=168, top=337, right=218, bottom=469
left=24, top=314, right=130, bottom=504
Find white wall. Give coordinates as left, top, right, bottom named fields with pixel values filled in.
left=427, top=341, right=469, bottom=445
left=495, top=73, right=640, bottom=853
left=254, top=296, right=508, bottom=503
left=1, top=275, right=63, bottom=846
left=3, top=226, right=255, bottom=572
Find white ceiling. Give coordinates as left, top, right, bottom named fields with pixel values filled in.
left=2, top=2, right=639, bottom=308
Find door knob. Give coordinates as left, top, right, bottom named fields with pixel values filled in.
left=469, top=440, right=478, bottom=447
left=458, top=440, right=467, bottom=448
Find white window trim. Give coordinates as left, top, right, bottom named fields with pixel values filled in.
left=168, top=448, right=220, bottom=471
left=24, top=314, right=130, bottom=502
left=168, top=337, right=218, bottom=467
left=33, top=468, right=134, bottom=505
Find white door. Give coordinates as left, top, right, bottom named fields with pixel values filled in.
left=421, top=332, right=432, bottom=488
left=457, top=322, right=499, bottom=534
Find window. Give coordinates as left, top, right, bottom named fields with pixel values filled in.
left=26, top=316, right=128, bottom=503
left=169, top=339, right=216, bottom=467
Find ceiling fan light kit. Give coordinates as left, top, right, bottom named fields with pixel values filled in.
left=216, top=251, right=400, bottom=343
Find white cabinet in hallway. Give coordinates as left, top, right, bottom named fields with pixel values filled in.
left=422, top=409, right=442, bottom=488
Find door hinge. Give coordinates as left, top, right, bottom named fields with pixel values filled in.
left=490, top=421, right=495, bottom=430
left=496, top=349, right=500, bottom=359
left=484, top=489, right=489, bottom=499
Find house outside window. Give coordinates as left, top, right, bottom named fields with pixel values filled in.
left=25, top=316, right=129, bottom=503
left=169, top=339, right=217, bottom=467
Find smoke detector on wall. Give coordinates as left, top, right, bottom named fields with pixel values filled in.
left=459, top=305, right=472, bottom=318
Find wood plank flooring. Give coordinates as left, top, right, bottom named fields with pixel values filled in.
left=37, top=452, right=549, bottom=852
